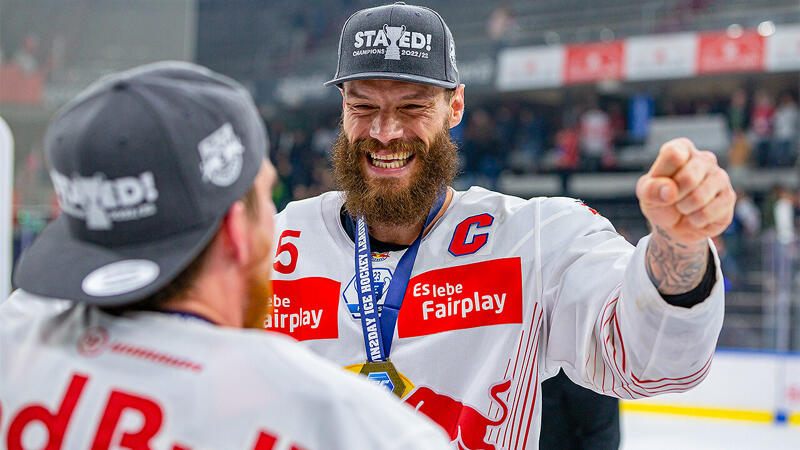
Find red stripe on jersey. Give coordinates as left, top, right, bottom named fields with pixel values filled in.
left=509, top=310, right=543, bottom=449
left=519, top=320, right=543, bottom=450
left=502, top=305, right=540, bottom=448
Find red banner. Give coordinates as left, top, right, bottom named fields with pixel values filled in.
left=697, top=30, right=764, bottom=74
left=397, top=258, right=523, bottom=338
left=564, top=41, right=624, bottom=84
left=268, top=277, right=340, bottom=341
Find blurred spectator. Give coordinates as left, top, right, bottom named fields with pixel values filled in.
left=556, top=126, right=580, bottom=171
left=721, top=190, right=761, bottom=287
left=727, top=88, right=748, bottom=133
left=509, top=107, right=545, bottom=172
left=735, top=191, right=762, bottom=237
left=771, top=92, right=798, bottom=167
left=579, top=103, right=614, bottom=171
left=311, top=123, right=337, bottom=156
left=463, top=108, right=502, bottom=187
left=555, top=126, right=580, bottom=194
left=487, top=4, right=518, bottom=45
left=608, top=103, right=627, bottom=148
left=770, top=186, right=795, bottom=294
left=727, top=131, right=751, bottom=170
left=750, top=90, right=775, bottom=167
left=711, top=235, right=740, bottom=291
left=12, top=33, right=41, bottom=75
left=774, top=186, right=795, bottom=245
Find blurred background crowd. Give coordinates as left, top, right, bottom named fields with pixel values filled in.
left=2, top=0, right=800, bottom=352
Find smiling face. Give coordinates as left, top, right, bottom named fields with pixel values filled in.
left=333, top=79, right=465, bottom=225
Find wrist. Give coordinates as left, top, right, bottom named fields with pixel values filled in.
left=651, top=225, right=707, bottom=252
left=646, top=226, right=709, bottom=295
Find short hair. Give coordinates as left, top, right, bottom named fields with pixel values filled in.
left=100, top=184, right=260, bottom=315
left=443, top=88, right=456, bottom=102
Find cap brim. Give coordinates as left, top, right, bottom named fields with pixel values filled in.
left=13, top=214, right=222, bottom=306
left=324, top=72, right=458, bottom=89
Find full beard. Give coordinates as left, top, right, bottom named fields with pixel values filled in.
left=331, top=123, right=459, bottom=226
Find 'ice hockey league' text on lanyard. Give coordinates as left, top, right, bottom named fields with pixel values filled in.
left=352, top=190, right=446, bottom=396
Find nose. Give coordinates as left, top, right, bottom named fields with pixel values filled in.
left=369, top=111, right=403, bottom=145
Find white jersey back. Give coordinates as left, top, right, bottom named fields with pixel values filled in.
left=270, top=187, right=725, bottom=449
left=0, top=291, right=451, bottom=449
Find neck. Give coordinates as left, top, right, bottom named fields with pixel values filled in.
left=159, top=279, right=245, bottom=328
left=368, top=188, right=452, bottom=246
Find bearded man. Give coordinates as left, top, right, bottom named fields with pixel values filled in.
left=269, top=3, right=734, bottom=449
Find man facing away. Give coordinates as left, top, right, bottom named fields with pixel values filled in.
left=1, top=61, right=450, bottom=449
left=268, top=3, right=735, bottom=449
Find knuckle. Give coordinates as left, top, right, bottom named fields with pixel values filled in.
left=676, top=168, right=702, bottom=187
left=692, top=208, right=710, bottom=223
left=714, top=166, right=730, bottom=183
left=661, top=139, right=683, bottom=156
left=689, top=189, right=708, bottom=206
left=671, top=137, right=691, bottom=148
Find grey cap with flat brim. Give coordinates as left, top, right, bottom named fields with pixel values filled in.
left=13, top=61, right=268, bottom=306
left=325, top=2, right=459, bottom=89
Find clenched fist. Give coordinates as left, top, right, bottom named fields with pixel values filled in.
left=636, top=138, right=735, bottom=246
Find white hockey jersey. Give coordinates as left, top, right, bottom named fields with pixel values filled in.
left=0, top=291, right=451, bottom=450
left=270, top=187, right=725, bottom=450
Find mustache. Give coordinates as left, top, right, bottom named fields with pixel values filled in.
left=351, top=136, right=428, bottom=155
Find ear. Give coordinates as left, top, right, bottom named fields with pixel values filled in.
left=219, top=201, right=251, bottom=266
left=448, top=84, right=466, bottom=128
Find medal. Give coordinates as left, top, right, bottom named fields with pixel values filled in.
left=359, top=359, right=407, bottom=398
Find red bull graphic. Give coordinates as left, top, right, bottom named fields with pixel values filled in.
left=405, top=380, right=512, bottom=450
left=371, top=251, right=390, bottom=262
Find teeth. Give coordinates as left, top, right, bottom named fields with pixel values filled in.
left=370, top=151, right=411, bottom=161
left=368, top=151, right=413, bottom=169
left=372, top=159, right=408, bottom=169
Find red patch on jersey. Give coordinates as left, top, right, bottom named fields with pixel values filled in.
left=397, top=258, right=523, bottom=338
left=269, top=278, right=340, bottom=341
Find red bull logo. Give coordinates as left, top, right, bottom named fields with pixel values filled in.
left=405, top=380, right=511, bottom=450
left=371, top=252, right=390, bottom=262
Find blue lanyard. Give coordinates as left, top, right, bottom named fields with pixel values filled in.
left=353, top=190, right=446, bottom=362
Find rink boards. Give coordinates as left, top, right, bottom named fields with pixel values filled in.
left=621, top=349, right=800, bottom=425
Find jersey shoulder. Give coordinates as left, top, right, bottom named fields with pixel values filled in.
left=0, top=290, right=72, bottom=331
left=276, top=191, right=342, bottom=222
left=451, top=189, right=613, bottom=237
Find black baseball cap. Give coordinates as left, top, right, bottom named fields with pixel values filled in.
left=13, top=61, right=268, bottom=306
left=325, top=2, right=459, bottom=89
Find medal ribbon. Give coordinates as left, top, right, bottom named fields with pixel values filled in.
left=353, top=190, right=446, bottom=362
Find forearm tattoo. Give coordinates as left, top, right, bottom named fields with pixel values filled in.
left=645, top=226, right=709, bottom=295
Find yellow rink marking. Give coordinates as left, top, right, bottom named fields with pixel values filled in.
left=620, top=402, right=786, bottom=424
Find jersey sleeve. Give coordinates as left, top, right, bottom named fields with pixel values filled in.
left=537, top=197, right=724, bottom=399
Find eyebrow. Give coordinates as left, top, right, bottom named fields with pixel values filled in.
left=346, top=87, right=436, bottom=101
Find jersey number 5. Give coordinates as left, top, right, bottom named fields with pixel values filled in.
left=273, top=230, right=301, bottom=274
left=448, top=214, right=494, bottom=257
